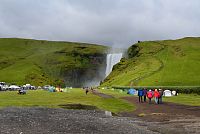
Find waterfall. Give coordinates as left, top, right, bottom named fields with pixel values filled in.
left=105, top=53, right=123, bottom=77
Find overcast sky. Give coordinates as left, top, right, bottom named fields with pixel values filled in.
left=0, top=0, right=200, bottom=47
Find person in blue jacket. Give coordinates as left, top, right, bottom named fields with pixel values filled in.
left=138, top=89, right=144, bottom=103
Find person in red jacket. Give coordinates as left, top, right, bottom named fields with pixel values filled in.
left=154, top=89, right=160, bottom=104
left=147, top=89, right=153, bottom=104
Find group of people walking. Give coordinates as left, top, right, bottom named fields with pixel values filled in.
left=138, top=88, right=163, bottom=104
left=83, top=87, right=96, bottom=95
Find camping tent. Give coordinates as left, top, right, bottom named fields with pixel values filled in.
left=172, top=91, right=176, bottom=96
left=163, top=90, right=172, bottom=97
left=127, top=88, right=136, bottom=95
left=49, top=86, right=56, bottom=92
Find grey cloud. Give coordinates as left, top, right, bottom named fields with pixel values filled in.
left=0, top=0, right=200, bottom=48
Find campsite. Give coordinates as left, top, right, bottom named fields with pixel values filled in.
left=0, top=87, right=199, bottom=133
left=0, top=0, right=200, bottom=133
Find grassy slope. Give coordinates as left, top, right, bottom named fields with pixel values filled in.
left=0, top=38, right=107, bottom=85
left=0, top=89, right=134, bottom=113
left=102, top=37, right=200, bottom=86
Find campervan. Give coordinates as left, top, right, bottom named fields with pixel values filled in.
left=0, top=82, right=9, bottom=91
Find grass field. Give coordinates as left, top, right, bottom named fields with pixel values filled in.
left=0, top=89, right=134, bottom=113
left=102, top=37, right=200, bottom=87
left=163, top=94, right=200, bottom=106
left=98, top=88, right=130, bottom=98
left=0, top=89, right=199, bottom=114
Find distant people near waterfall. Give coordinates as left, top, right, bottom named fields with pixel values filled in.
left=83, top=87, right=89, bottom=95
left=143, top=88, right=147, bottom=102
left=147, top=89, right=153, bottom=104
left=91, top=87, right=94, bottom=92
left=138, top=88, right=144, bottom=103
left=86, top=88, right=89, bottom=95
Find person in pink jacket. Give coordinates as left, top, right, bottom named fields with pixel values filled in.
left=147, top=89, right=153, bottom=104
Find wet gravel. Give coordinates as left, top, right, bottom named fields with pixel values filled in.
left=0, top=107, right=158, bottom=134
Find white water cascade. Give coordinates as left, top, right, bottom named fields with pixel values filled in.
left=105, top=53, right=123, bottom=77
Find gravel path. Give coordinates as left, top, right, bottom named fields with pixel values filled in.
left=0, top=107, right=158, bottom=134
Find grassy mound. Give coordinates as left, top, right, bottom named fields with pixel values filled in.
left=0, top=38, right=108, bottom=86
left=102, top=37, right=200, bottom=86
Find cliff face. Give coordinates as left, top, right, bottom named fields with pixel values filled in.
left=43, top=46, right=107, bottom=87
left=0, top=38, right=108, bottom=87
left=60, top=53, right=107, bottom=87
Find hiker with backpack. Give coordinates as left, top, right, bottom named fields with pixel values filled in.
left=147, top=89, right=153, bottom=104
left=138, top=88, right=144, bottom=103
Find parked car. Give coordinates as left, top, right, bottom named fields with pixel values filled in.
left=8, top=85, right=21, bottom=91
left=43, top=85, right=51, bottom=90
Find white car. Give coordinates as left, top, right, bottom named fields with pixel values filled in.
left=43, top=85, right=51, bottom=90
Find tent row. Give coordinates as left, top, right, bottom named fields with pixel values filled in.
left=127, top=89, right=177, bottom=97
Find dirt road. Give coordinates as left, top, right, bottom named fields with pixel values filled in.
left=120, top=96, right=200, bottom=134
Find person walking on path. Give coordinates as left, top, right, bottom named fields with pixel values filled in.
left=154, top=89, right=160, bottom=104
left=138, top=89, right=144, bottom=103
left=143, top=88, right=147, bottom=102
left=85, top=88, right=89, bottom=95
left=158, top=89, right=163, bottom=104
left=147, top=90, right=153, bottom=104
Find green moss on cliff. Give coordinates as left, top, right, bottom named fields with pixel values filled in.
left=0, top=38, right=108, bottom=86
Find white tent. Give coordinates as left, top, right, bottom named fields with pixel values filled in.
left=163, top=90, right=172, bottom=97
left=172, top=91, right=176, bottom=96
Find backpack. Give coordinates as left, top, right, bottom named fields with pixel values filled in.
left=147, top=92, right=153, bottom=98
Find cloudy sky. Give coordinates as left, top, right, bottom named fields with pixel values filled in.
left=0, top=0, right=199, bottom=47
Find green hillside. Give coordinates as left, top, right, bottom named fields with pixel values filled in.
left=0, top=38, right=108, bottom=86
left=102, top=37, right=200, bottom=87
